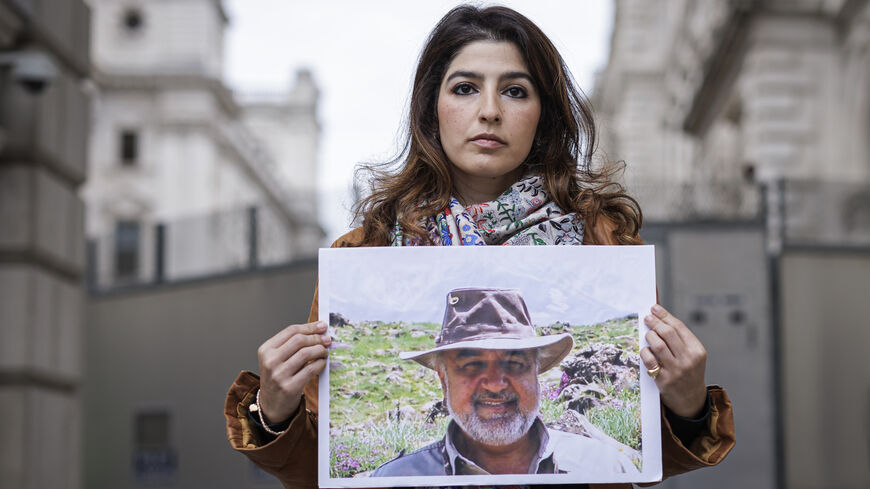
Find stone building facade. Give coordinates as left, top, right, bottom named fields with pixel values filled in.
left=595, top=2, right=870, bottom=488
left=0, top=0, right=92, bottom=487
left=595, top=0, right=870, bottom=245
left=83, top=0, right=322, bottom=288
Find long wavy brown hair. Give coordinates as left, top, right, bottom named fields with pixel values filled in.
left=353, top=5, right=641, bottom=246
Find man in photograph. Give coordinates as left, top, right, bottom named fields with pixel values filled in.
left=371, top=287, right=639, bottom=476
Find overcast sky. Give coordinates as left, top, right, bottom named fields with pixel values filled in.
left=320, top=245, right=654, bottom=327
left=223, top=1, right=613, bottom=243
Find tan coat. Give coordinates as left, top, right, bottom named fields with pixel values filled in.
left=224, top=225, right=736, bottom=489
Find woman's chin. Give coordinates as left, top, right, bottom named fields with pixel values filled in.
left=450, top=160, right=525, bottom=182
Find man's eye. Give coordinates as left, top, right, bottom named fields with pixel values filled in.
left=503, top=361, right=529, bottom=373
left=452, top=83, right=476, bottom=95
left=459, top=361, right=484, bottom=372
left=504, top=86, right=527, bottom=98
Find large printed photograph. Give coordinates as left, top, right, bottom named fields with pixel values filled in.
left=318, top=246, right=660, bottom=487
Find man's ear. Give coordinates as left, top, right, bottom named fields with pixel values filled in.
left=437, top=366, right=447, bottom=394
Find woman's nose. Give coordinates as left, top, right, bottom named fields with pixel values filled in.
left=478, top=90, right=502, bottom=123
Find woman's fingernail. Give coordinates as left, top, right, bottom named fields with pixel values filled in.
left=322, top=334, right=332, bottom=344
left=644, top=314, right=655, bottom=325
left=652, top=304, right=664, bottom=314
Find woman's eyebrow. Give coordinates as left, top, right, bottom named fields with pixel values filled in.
left=445, top=70, right=482, bottom=82
left=445, top=70, right=534, bottom=83
left=498, top=71, right=534, bottom=83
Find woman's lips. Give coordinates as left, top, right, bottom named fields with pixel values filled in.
left=470, top=138, right=506, bottom=149
left=470, top=133, right=507, bottom=149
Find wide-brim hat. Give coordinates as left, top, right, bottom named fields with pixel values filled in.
left=399, top=288, right=573, bottom=373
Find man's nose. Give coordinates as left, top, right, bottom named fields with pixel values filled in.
left=478, top=90, right=502, bottom=123
left=479, top=362, right=509, bottom=391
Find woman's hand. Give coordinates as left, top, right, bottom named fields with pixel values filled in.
left=640, top=304, right=708, bottom=418
left=257, top=321, right=331, bottom=424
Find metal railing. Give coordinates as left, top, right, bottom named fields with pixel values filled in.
left=629, top=179, right=870, bottom=247
left=86, top=179, right=870, bottom=292
left=627, top=180, right=764, bottom=223
left=780, top=180, right=870, bottom=247
left=87, top=203, right=319, bottom=292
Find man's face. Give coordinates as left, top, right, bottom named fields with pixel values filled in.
left=438, top=348, right=540, bottom=446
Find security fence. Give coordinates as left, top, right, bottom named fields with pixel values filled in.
left=779, top=180, right=870, bottom=247
left=630, top=179, right=870, bottom=248
left=87, top=203, right=318, bottom=291
left=629, top=180, right=764, bottom=223
left=86, top=180, right=870, bottom=292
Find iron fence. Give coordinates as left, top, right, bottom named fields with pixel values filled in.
left=87, top=203, right=316, bottom=291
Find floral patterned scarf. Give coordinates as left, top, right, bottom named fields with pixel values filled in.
left=390, top=174, right=584, bottom=246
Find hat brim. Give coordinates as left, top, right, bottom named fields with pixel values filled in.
left=399, top=333, right=574, bottom=373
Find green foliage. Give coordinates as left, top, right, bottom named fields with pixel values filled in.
left=542, top=315, right=638, bottom=351
left=330, top=413, right=449, bottom=478
left=540, top=316, right=641, bottom=451
left=329, top=321, right=443, bottom=427
left=539, top=389, right=565, bottom=425
left=586, top=403, right=641, bottom=450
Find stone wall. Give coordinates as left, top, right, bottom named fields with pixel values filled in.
left=83, top=260, right=317, bottom=488
left=0, top=0, right=92, bottom=487
left=780, top=251, right=870, bottom=489
left=594, top=0, right=870, bottom=226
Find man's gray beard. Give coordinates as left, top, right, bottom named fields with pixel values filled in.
left=445, top=380, right=540, bottom=447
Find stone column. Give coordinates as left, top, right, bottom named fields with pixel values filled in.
left=0, top=1, right=91, bottom=488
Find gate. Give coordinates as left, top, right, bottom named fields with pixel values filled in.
left=642, top=220, right=777, bottom=489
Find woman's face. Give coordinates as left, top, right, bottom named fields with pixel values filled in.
left=437, top=40, right=541, bottom=203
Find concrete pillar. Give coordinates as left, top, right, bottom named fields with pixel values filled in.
left=0, top=1, right=91, bottom=488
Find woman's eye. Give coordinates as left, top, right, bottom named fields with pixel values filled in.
left=504, top=86, right=527, bottom=98
left=452, top=83, right=476, bottom=95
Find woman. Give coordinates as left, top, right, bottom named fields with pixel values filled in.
left=225, top=5, right=734, bottom=488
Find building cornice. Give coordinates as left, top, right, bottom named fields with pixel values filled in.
left=683, top=0, right=860, bottom=135
left=93, top=70, right=241, bottom=117
left=153, top=117, right=319, bottom=232
left=94, top=70, right=324, bottom=235
left=682, top=3, right=755, bottom=135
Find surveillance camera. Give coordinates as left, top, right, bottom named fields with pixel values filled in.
left=0, top=49, right=58, bottom=95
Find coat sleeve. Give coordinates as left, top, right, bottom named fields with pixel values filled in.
left=651, top=385, right=735, bottom=483
left=223, top=228, right=365, bottom=489
left=224, top=371, right=319, bottom=488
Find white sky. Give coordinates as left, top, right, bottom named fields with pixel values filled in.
left=320, top=246, right=655, bottom=327
left=223, top=1, right=613, bottom=243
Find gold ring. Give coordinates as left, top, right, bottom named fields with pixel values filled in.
left=647, top=364, right=661, bottom=379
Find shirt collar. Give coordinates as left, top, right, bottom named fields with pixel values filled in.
left=442, top=417, right=555, bottom=475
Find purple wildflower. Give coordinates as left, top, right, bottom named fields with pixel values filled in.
left=558, top=371, right=570, bottom=395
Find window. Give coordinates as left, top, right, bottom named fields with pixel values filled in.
left=135, top=411, right=170, bottom=448
left=120, top=130, right=139, bottom=166
left=133, top=410, right=176, bottom=485
left=122, top=7, right=145, bottom=34
left=114, top=220, right=140, bottom=280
